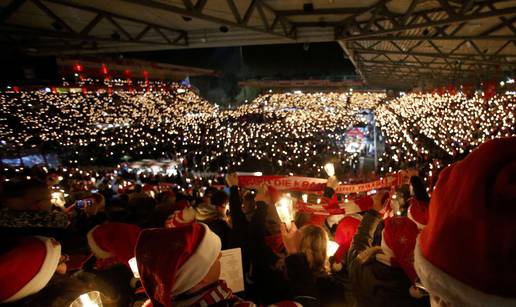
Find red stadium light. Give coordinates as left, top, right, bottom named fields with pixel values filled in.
left=74, top=64, right=83, bottom=72
left=101, top=64, right=109, bottom=75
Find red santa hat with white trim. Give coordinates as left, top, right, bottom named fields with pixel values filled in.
left=0, top=236, right=61, bottom=303
left=414, top=137, right=516, bottom=306
left=164, top=206, right=196, bottom=228
left=331, top=214, right=362, bottom=271
left=407, top=198, right=428, bottom=230
left=375, top=216, right=419, bottom=283
left=87, top=222, right=141, bottom=269
left=135, top=223, right=221, bottom=307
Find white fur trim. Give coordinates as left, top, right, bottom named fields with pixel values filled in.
left=3, top=236, right=61, bottom=303
left=414, top=239, right=516, bottom=307
left=87, top=225, right=113, bottom=259
left=376, top=229, right=394, bottom=266
left=407, top=206, right=425, bottom=230
left=326, top=214, right=345, bottom=228
left=172, top=223, right=222, bottom=295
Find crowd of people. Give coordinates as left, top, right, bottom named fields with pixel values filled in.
left=0, top=136, right=515, bottom=307
left=2, top=87, right=514, bottom=182
left=1, top=88, right=384, bottom=177
left=0, top=86, right=515, bottom=306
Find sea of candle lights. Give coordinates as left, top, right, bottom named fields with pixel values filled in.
left=1, top=86, right=514, bottom=181
left=0, top=88, right=384, bottom=177
left=374, top=91, right=515, bottom=186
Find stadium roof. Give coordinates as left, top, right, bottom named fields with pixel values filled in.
left=1, top=0, right=516, bottom=89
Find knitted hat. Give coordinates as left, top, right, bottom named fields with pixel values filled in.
left=0, top=236, right=61, bottom=303
left=407, top=198, right=429, bottom=230
left=136, top=223, right=222, bottom=306
left=376, top=217, right=419, bottom=282
left=87, top=223, right=141, bottom=269
left=332, top=214, right=362, bottom=271
left=414, top=137, right=516, bottom=306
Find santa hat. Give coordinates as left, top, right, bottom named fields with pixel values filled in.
left=407, top=199, right=428, bottom=230
left=0, top=236, right=61, bottom=303
left=376, top=217, right=419, bottom=282
left=332, top=214, right=362, bottom=271
left=414, top=137, right=516, bottom=306
left=164, top=206, right=196, bottom=228
left=87, top=223, right=141, bottom=269
left=136, top=223, right=221, bottom=307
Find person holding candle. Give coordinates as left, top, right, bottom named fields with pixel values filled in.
left=280, top=222, right=351, bottom=307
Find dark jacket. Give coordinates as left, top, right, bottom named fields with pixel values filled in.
left=285, top=253, right=354, bottom=307
left=205, top=218, right=232, bottom=250
left=247, top=200, right=290, bottom=304
left=347, top=210, right=429, bottom=307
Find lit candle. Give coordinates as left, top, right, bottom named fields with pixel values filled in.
left=324, top=163, right=335, bottom=177
left=276, top=196, right=294, bottom=230
left=70, top=291, right=103, bottom=307
left=128, top=257, right=140, bottom=278
left=326, top=240, right=339, bottom=258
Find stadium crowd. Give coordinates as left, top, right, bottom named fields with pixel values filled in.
left=0, top=87, right=515, bottom=307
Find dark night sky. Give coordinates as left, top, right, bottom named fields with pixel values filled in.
left=119, top=42, right=356, bottom=104
left=0, top=42, right=356, bottom=104
left=121, top=42, right=356, bottom=79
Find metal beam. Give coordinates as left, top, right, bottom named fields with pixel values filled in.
left=337, top=3, right=516, bottom=40
left=105, top=15, right=133, bottom=40
left=360, top=60, right=486, bottom=73
left=256, top=1, right=269, bottom=31
left=194, top=0, right=207, bottom=12
left=154, top=27, right=171, bottom=44
left=480, top=15, right=516, bottom=36
left=80, top=13, right=103, bottom=35
left=0, top=0, right=26, bottom=22
left=338, top=40, right=368, bottom=84
left=122, top=0, right=295, bottom=39
left=348, top=47, right=515, bottom=65
left=31, top=0, right=74, bottom=33
left=134, top=25, right=151, bottom=41
left=242, top=0, right=257, bottom=25
left=276, top=7, right=363, bottom=16
left=342, top=35, right=516, bottom=41
left=182, top=0, right=194, bottom=11
left=0, top=23, right=186, bottom=46
left=44, top=0, right=185, bottom=35
left=226, top=0, right=241, bottom=23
